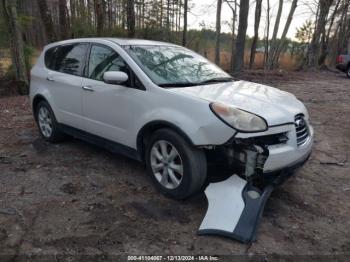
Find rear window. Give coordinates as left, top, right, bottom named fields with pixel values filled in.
left=44, top=43, right=89, bottom=76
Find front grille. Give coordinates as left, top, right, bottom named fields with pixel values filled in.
left=295, top=114, right=309, bottom=146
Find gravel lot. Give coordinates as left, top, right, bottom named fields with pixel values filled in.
left=0, top=71, right=349, bottom=261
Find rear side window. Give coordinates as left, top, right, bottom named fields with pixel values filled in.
left=55, top=44, right=89, bottom=76
left=44, top=46, right=59, bottom=70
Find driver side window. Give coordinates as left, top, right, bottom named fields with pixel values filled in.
left=88, top=44, right=130, bottom=85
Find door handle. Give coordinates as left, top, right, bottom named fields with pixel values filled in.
left=82, top=86, right=94, bottom=92
left=46, top=76, right=55, bottom=82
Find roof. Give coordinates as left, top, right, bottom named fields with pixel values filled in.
left=46, top=38, right=179, bottom=48
left=106, top=38, right=178, bottom=46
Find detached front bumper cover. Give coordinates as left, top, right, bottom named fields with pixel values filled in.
left=198, top=151, right=311, bottom=243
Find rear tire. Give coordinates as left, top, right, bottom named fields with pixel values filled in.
left=35, top=100, right=65, bottom=143
left=347, top=66, right=350, bottom=78
left=145, top=128, right=207, bottom=200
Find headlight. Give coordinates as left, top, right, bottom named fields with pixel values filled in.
left=210, top=102, right=267, bottom=132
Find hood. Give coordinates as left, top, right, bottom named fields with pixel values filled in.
left=169, top=80, right=307, bottom=126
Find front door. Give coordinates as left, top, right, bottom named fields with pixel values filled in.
left=81, top=44, right=141, bottom=147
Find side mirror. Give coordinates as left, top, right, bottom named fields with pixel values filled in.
left=103, top=71, right=129, bottom=85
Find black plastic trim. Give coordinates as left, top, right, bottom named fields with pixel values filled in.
left=197, top=183, right=274, bottom=244
left=220, top=122, right=294, bottom=145
left=232, top=184, right=274, bottom=243
left=136, top=120, right=194, bottom=160
left=32, top=94, right=49, bottom=118
left=269, top=122, right=294, bottom=128
left=59, top=124, right=141, bottom=161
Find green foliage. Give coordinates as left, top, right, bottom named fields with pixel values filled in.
left=18, top=15, right=35, bottom=28
left=24, top=45, right=34, bottom=70
left=296, top=20, right=314, bottom=44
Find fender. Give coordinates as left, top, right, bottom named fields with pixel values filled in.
left=31, top=88, right=59, bottom=122
left=136, top=120, right=195, bottom=160
left=32, top=94, right=51, bottom=119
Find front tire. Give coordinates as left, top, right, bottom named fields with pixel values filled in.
left=145, top=128, right=207, bottom=200
left=35, top=100, right=65, bottom=142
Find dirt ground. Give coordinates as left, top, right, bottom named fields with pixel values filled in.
left=0, top=71, right=349, bottom=261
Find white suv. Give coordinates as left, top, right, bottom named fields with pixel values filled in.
left=30, top=38, right=313, bottom=199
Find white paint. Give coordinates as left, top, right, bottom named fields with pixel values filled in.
left=30, top=38, right=313, bottom=173
left=199, top=175, right=246, bottom=232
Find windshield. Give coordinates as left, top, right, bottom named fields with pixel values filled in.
left=124, top=45, right=233, bottom=87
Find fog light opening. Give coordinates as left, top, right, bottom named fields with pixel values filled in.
left=247, top=190, right=261, bottom=199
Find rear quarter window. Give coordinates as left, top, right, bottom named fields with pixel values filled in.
left=44, top=43, right=89, bottom=76
left=55, top=44, right=89, bottom=76
left=44, top=46, right=59, bottom=70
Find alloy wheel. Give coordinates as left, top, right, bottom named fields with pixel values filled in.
left=150, top=140, right=184, bottom=189
left=38, top=106, right=53, bottom=138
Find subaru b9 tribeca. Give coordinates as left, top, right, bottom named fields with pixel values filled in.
left=30, top=38, right=313, bottom=199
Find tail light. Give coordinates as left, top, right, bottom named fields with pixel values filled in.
left=336, top=55, right=343, bottom=63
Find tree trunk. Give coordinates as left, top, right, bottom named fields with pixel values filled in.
left=326, top=0, right=341, bottom=44
left=107, top=0, right=112, bottom=31
left=36, top=0, right=57, bottom=42
left=160, top=0, right=163, bottom=27
left=347, top=21, right=350, bottom=54
left=1, top=0, right=29, bottom=94
left=226, top=0, right=237, bottom=73
left=249, top=0, right=263, bottom=69
left=319, top=0, right=341, bottom=65
left=272, top=0, right=298, bottom=68
left=215, top=0, right=222, bottom=65
left=267, top=0, right=283, bottom=69
left=58, top=0, right=69, bottom=39
left=233, top=0, right=249, bottom=73
left=87, top=0, right=92, bottom=27
left=264, top=0, right=271, bottom=69
left=141, top=0, right=144, bottom=29
left=308, top=0, right=333, bottom=68
left=167, top=0, right=171, bottom=41
left=70, top=0, right=76, bottom=25
left=127, top=0, right=135, bottom=37
left=182, top=0, right=188, bottom=46
left=95, top=0, right=105, bottom=36
left=338, top=1, right=350, bottom=54
left=178, top=0, right=182, bottom=32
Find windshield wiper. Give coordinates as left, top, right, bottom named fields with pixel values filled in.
left=197, top=77, right=235, bottom=85
left=158, top=82, right=199, bottom=88
left=158, top=77, right=235, bottom=88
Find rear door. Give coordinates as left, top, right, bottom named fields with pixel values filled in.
left=46, top=43, right=89, bottom=130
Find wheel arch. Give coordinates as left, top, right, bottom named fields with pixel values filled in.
left=136, top=120, right=195, bottom=161
left=32, top=94, right=50, bottom=120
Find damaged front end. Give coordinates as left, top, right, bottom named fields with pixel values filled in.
left=198, top=133, right=293, bottom=243
left=230, top=141, right=269, bottom=180
left=205, top=131, right=291, bottom=182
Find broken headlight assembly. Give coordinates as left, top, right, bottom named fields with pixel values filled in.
left=210, top=102, right=268, bottom=132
